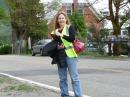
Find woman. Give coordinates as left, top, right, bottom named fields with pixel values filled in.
left=51, top=11, right=83, bottom=97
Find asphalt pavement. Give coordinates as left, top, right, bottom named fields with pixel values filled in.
left=0, top=55, right=130, bottom=97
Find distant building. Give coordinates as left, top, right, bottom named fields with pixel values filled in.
left=47, top=0, right=103, bottom=33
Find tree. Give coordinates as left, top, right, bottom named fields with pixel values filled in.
left=0, top=8, right=6, bottom=20
left=87, top=0, right=130, bottom=55
left=0, top=8, right=9, bottom=22
left=69, top=12, right=87, bottom=41
left=5, top=0, right=47, bottom=54
left=5, top=0, right=61, bottom=54
left=0, top=7, right=11, bottom=44
left=99, top=0, right=130, bottom=55
left=87, top=24, right=97, bottom=42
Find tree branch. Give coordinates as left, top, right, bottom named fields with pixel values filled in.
left=99, top=16, right=111, bottom=22
left=120, top=1, right=129, bottom=9
left=109, top=0, right=115, bottom=22
left=85, top=0, right=99, bottom=7
left=120, top=12, right=130, bottom=27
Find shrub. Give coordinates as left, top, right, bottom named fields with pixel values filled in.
left=0, top=44, right=12, bottom=54
left=120, top=43, right=130, bottom=55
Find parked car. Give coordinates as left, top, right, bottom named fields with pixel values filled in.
left=32, top=39, right=52, bottom=56
left=87, top=42, right=98, bottom=52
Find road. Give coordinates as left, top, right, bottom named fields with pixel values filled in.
left=0, top=55, right=130, bottom=97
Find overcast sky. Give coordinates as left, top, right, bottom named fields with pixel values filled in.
left=40, top=0, right=109, bottom=11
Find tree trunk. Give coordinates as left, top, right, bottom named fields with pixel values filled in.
left=12, top=33, right=24, bottom=54
left=11, top=25, right=17, bottom=54
left=113, top=43, right=120, bottom=56
left=11, top=24, right=24, bottom=54
left=112, top=24, right=121, bottom=56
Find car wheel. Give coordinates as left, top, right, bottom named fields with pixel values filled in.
left=32, top=50, right=35, bottom=56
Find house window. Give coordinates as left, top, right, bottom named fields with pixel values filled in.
left=78, top=4, right=83, bottom=15
left=66, top=5, right=72, bottom=15
left=122, top=30, right=128, bottom=36
left=78, top=9, right=83, bottom=15
left=67, top=9, right=72, bottom=15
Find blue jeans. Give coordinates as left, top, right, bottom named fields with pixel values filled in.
left=58, top=57, right=83, bottom=97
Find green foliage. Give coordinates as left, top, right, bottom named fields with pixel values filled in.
left=6, top=84, right=34, bottom=92
left=100, top=28, right=110, bottom=38
left=4, top=0, right=50, bottom=54
left=87, top=25, right=97, bottom=42
left=0, top=8, right=10, bottom=25
left=120, top=13, right=130, bottom=26
left=0, top=1, right=11, bottom=43
left=50, top=0, right=61, bottom=11
left=0, top=33, right=11, bottom=44
left=0, top=22, right=12, bottom=43
left=28, top=20, right=48, bottom=41
left=0, top=8, right=6, bottom=20
left=98, top=28, right=110, bottom=51
left=69, top=12, right=87, bottom=40
left=5, top=0, right=48, bottom=41
left=0, top=43, right=12, bottom=54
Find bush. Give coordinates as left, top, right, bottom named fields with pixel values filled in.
left=21, top=47, right=31, bottom=55
left=120, top=43, right=130, bottom=54
left=0, top=44, right=12, bottom=54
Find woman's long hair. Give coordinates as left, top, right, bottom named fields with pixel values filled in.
left=55, top=11, right=70, bottom=29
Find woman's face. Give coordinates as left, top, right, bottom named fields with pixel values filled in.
left=57, top=14, right=67, bottom=28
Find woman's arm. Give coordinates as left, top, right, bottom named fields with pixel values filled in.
left=51, top=34, right=61, bottom=41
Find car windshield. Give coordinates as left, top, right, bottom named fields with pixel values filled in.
left=38, top=39, right=52, bottom=45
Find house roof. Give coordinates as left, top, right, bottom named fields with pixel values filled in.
left=42, top=0, right=101, bottom=19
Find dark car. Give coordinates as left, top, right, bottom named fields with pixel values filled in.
left=32, top=39, right=52, bottom=56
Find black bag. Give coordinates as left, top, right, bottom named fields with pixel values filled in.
left=43, top=40, right=66, bottom=68
left=42, top=40, right=57, bottom=56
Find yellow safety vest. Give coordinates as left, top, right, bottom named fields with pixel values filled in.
left=51, top=25, right=77, bottom=58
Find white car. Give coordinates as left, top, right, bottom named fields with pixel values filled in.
left=32, top=39, right=52, bottom=56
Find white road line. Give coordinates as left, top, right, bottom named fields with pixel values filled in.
left=0, top=73, right=90, bottom=97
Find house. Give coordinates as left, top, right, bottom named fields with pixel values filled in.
left=47, top=0, right=103, bottom=34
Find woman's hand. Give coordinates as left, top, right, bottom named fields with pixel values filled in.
left=57, top=44, right=64, bottom=49
left=55, top=31, right=63, bottom=37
